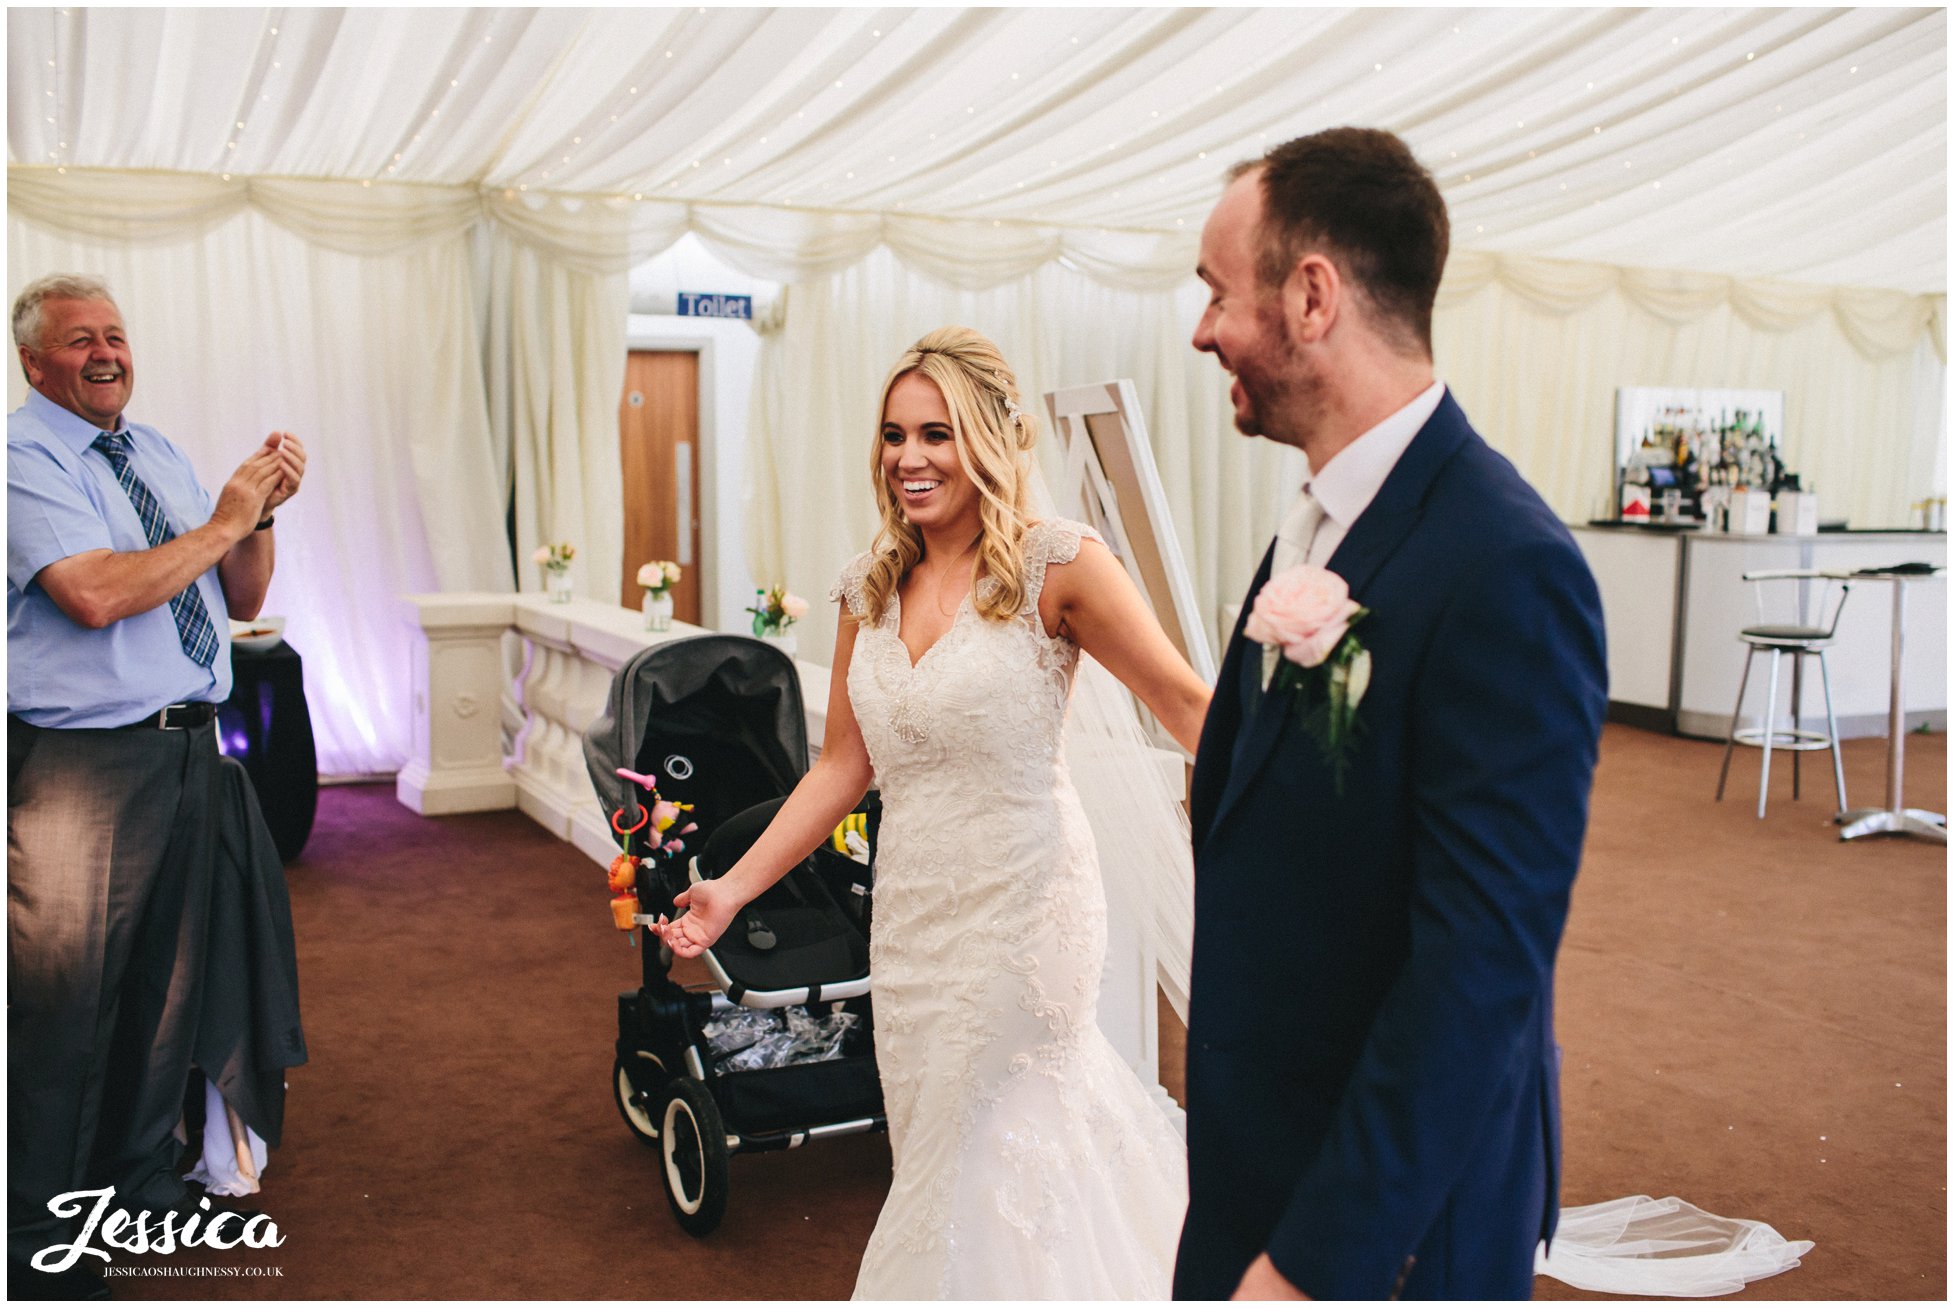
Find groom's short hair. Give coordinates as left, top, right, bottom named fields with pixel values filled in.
left=1232, top=127, right=1448, bottom=358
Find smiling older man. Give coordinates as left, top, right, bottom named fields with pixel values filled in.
left=7, top=273, right=306, bottom=1296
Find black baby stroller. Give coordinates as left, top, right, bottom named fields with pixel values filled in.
left=583, top=634, right=885, bottom=1235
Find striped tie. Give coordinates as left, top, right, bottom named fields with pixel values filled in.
left=91, top=432, right=220, bottom=668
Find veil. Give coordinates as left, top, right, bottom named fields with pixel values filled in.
left=1024, top=465, right=1197, bottom=1020
left=1537, top=1196, right=1815, bottom=1296
left=1065, top=647, right=1193, bottom=1020
left=1026, top=464, right=1814, bottom=1298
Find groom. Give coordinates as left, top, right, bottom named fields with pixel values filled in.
left=1175, top=128, right=1607, bottom=1300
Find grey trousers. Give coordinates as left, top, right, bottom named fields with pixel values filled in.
left=7, top=716, right=218, bottom=1278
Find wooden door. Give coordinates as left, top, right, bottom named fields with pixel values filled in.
left=619, top=351, right=703, bottom=624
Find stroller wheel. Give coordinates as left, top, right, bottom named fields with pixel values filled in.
left=657, top=1078, right=730, bottom=1235
left=612, top=1054, right=664, bottom=1146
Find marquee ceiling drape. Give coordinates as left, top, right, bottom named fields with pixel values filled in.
left=9, top=6, right=1946, bottom=294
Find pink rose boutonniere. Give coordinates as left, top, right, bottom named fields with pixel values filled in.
left=1245, top=564, right=1373, bottom=791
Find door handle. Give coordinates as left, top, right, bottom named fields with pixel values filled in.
left=675, top=442, right=693, bottom=567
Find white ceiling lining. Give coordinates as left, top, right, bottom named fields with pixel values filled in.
left=8, top=7, right=1944, bottom=294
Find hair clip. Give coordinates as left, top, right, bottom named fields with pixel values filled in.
left=1005, top=398, right=1023, bottom=426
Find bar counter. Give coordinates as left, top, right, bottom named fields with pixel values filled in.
left=1571, top=525, right=1946, bottom=739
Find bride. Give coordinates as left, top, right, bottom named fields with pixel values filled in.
left=656, top=325, right=1211, bottom=1298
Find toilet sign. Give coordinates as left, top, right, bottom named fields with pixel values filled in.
left=677, top=291, right=752, bottom=320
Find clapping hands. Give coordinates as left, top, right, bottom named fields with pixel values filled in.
left=261, top=430, right=307, bottom=512
left=215, top=431, right=308, bottom=538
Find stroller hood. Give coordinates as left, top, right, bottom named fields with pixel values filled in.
left=583, top=635, right=809, bottom=825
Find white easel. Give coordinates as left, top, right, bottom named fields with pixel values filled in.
left=1047, top=380, right=1216, bottom=686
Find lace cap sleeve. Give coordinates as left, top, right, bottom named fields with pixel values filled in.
left=830, top=550, right=873, bottom=619
left=1020, top=518, right=1106, bottom=613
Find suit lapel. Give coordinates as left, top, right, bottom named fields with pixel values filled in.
left=1211, top=603, right=1294, bottom=836
left=1200, top=393, right=1476, bottom=839
left=1191, top=544, right=1271, bottom=853
left=1326, top=391, right=1473, bottom=598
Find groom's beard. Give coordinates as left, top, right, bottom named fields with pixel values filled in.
left=1230, top=301, right=1318, bottom=450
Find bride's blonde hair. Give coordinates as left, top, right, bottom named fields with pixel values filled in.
left=858, top=326, right=1038, bottom=627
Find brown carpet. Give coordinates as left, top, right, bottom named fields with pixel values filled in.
left=112, top=725, right=1943, bottom=1300
left=1536, top=727, right=1946, bottom=1302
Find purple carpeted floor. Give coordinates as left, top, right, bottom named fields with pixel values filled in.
left=107, top=725, right=1943, bottom=1300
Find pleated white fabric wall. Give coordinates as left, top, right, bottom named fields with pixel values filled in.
left=7, top=7, right=1945, bottom=771
left=744, top=248, right=1945, bottom=669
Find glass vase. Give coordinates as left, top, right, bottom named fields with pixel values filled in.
left=545, top=570, right=573, bottom=604
left=643, top=590, right=674, bottom=631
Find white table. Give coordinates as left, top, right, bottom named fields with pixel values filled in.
left=1829, top=568, right=1947, bottom=843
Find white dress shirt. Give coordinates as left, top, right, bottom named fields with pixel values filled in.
left=1272, top=379, right=1447, bottom=575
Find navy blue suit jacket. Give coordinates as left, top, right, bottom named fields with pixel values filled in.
left=1173, top=393, right=1607, bottom=1300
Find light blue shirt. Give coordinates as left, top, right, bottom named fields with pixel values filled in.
left=9, top=388, right=233, bottom=727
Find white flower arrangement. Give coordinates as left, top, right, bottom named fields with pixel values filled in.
left=637, top=560, right=682, bottom=595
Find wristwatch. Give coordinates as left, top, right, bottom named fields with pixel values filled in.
left=254, top=515, right=276, bottom=531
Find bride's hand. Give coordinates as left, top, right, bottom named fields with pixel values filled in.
left=656, top=877, right=743, bottom=958
left=1231, top=1253, right=1308, bottom=1300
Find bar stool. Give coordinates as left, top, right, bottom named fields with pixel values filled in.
left=1716, top=570, right=1851, bottom=819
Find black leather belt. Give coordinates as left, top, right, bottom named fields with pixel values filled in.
left=114, top=702, right=219, bottom=731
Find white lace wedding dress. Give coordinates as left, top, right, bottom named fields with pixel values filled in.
left=831, top=518, right=1186, bottom=1300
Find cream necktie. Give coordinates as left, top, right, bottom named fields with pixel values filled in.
left=1262, top=486, right=1325, bottom=689
left=1273, top=484, right=1324, bottom=575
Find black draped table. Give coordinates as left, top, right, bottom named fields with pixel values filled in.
left=221, top=639, right=319, bottom=861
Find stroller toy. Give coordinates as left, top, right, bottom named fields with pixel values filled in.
left=601, top=779, right=697, bottom=937
left=583, top=635, right=886, bottom=1235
